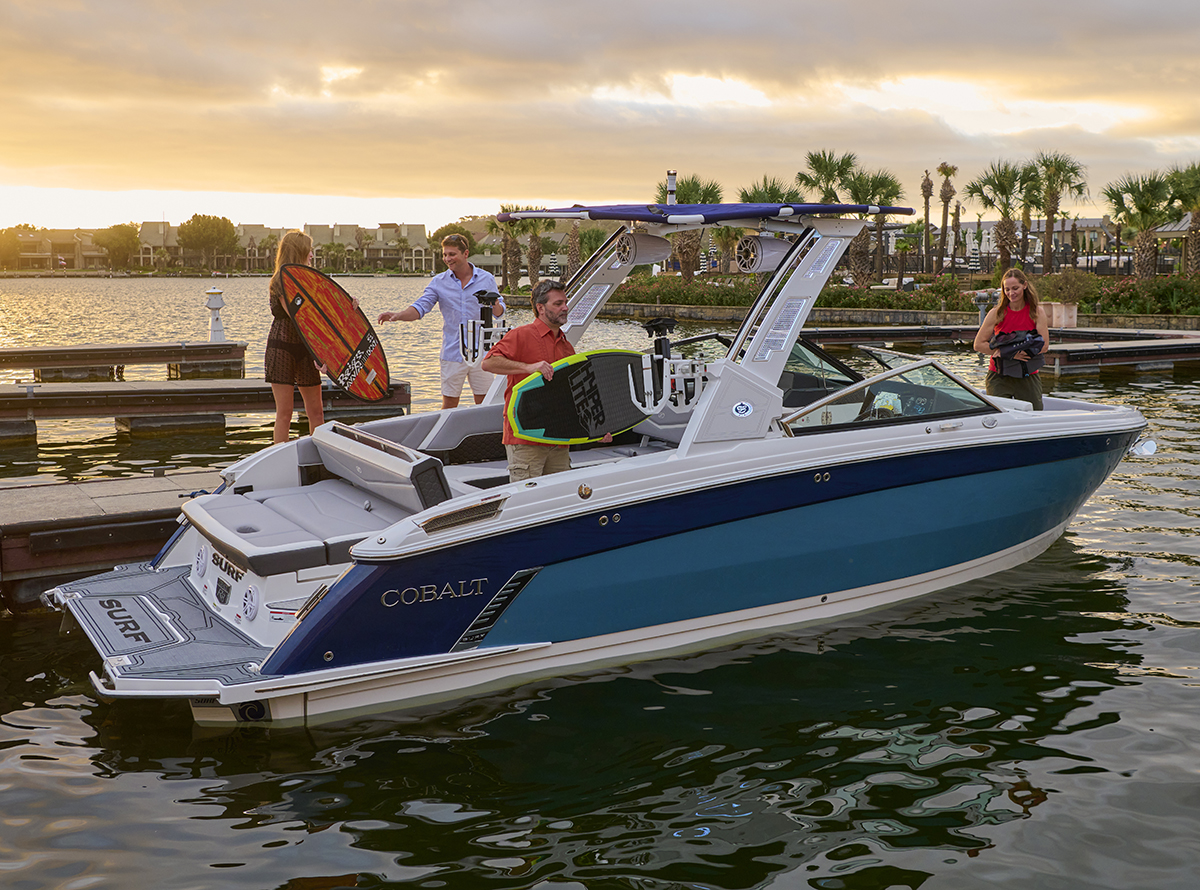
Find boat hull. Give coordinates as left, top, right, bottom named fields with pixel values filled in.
left=261, top=429, right=1136, bottom=675
left=104, top=426, right=1129, bottom=724
left=186, top=517, right=1068, bottom=726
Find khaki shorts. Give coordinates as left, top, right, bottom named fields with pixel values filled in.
left=440, top=359, right=494, bottom=399
left=506, top=443, right=571, bottom=481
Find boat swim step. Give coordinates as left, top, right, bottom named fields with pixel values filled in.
left=58, top=564, right=271, bottom=684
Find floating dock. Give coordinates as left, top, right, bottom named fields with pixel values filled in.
left=0, top=379, right=411, bottom=440
left=803, top=325, right=1200, bottom=375
left=0, top=469, right=224, bottom=609
left=803, top=325, right=977, bottom=345
left=0, top=340, right=247, bottom=380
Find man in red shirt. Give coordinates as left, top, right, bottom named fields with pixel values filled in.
left=482, top=280, right=575, bottom=480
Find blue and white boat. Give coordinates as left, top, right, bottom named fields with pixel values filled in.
left=43, top=203, right=1149, bottom=725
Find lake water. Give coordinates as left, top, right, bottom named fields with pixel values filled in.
left=2, top=278, right=1199, bottom=889
left=0, top=276, right=673, bottom=483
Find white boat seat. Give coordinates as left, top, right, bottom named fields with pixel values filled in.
left=356, top=412, right=441, bottom=450
left=248, top=480, right=410, bottom=563
left=311, top=422, right=451, bottom=513
left=183, top=495, right=327, bottom=576
left=418, top=403, right=505, bottom=452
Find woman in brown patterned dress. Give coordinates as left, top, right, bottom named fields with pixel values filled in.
left=266, top=230, right=324, bottom=442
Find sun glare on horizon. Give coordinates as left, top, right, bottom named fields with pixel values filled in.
left=0, top=185, right=503, bottom=232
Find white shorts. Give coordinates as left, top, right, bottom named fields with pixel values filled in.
left=440, top=359, right=494, bottom=399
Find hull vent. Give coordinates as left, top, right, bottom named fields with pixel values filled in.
left=451, top=567, right=542, bottom=651
left=420, top=497, right=506, bottom=533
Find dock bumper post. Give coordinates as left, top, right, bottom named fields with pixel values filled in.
left=116, top=415, right=226, bottom=437
left=0, top=420, right=36, bottom=444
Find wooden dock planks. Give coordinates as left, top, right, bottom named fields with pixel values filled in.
left=0, top=379, right=411, bottom=422
left=0, top=341, right=248, bottom=371
left=0, top=469, right=224, bottom=608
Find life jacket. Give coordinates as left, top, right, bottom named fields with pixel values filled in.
left=989, top=304, right=1043, bottom=377
left=989, top=330, right=1045, bottom=377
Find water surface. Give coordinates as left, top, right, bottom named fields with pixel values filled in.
left=1, top=278, right=1198, bottom=889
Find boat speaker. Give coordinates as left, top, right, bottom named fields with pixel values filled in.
left=736, top=235, right=793, bottom=273
left=616, top=234, right=673, bottom=266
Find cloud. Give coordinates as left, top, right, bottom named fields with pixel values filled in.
left=2, top=0, right=1199, bottom=226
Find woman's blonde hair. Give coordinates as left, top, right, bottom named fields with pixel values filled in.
left=274, top=230, right=313, bottom=272
left=998, top=267, right=1039, bottom=323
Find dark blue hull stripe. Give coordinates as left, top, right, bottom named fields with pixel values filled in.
left=260, top=431, right=1136, bottom=676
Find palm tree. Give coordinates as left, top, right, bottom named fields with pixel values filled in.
left=486, top=205, right=528, bottom=292
left=920, top=169, right=934, bottom=273
left=523, top=217, right=556, bottom=291
left=795, top=150, right=857, bottom=203
left=872, top=172, right=904, bottom=278
left=1032, top=151, right=1087, bottom=273
left=738, top=175, right=804, bottom=204
left=654, top=173, right=723, bottom=283
left=964, top=160, right=1027, bottom=273
left=1016, top=164, right=1040, bottom=266
left=354, top=227, right=372, bottom=271
left=1167, top=162, right=1200, bottom=274
left=842, top=168, right=899, bottom=286
left=565, top=221, right=582, bottom=280
left=730, top=176, right=801, bottom=274
left=322, top=241, right=347, bottom=272
left=934, top=162, right=957, bottom=274
left=895, top=237, right=918, bottom=290
left=578, top=227, right=608, bottom=262
left=391, top=236, right=410, bottom=272
left=1102, top=172, right=1176, bottom=280
left=950, top=201, right=962, bottom=276
left=710, top=226, right=744, bottom=273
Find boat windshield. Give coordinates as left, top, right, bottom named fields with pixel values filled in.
left=783, top=359, right=996, bottom=434
left=778, top=337, right=862, bottom=408
left=858, top=345, right=923, bottom=371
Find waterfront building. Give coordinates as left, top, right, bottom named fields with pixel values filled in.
left=11, top=229, right=107, bottom=270
left=136, top=221, right=434, bottom=272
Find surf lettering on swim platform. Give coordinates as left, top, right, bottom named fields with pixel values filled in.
left=212, top=551, right=245, bottom=582
left=338, top=332, right=379, bottom=389
left=569, top=364, right=605, bottom=431
left=97, top=599, right=152, bottom=643
left=380, top=578, right=488, bottom=607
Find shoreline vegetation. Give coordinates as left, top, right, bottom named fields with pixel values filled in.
left=602, top=268, right=1200, bottom=319
left=8, top=266, right=1200, bottom=325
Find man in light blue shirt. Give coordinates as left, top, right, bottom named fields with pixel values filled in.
left=378, top=233, right=505, bottom=408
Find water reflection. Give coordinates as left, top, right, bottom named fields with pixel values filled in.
left=0, top=540, right=1153, bottom=890
left=4, top=279, right=1200, bottom=889
left=0, top=277, right=720, bottom=481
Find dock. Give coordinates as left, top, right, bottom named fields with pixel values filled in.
left=0, top=469, right=224, bottom=608
left=0, top=341, right=247, bottom=380
left=0, top=379, right=411, bottom=439
left=1044, top=336, right=1200, bottom=374
left=803, top=325, right=1200, bottom=375
left=803, top=325, right=977, bottom=345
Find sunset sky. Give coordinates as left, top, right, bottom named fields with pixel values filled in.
left=3, top=0, right=1198, bottom=231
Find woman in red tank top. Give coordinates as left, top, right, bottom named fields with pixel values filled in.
left=972, top=268, right=1050, bottom=410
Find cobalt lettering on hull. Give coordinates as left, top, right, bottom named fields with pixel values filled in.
left=381, top=579, right=488, bottom=607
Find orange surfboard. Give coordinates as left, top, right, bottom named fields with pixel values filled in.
left=279, top=265, right=390, bottom=402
